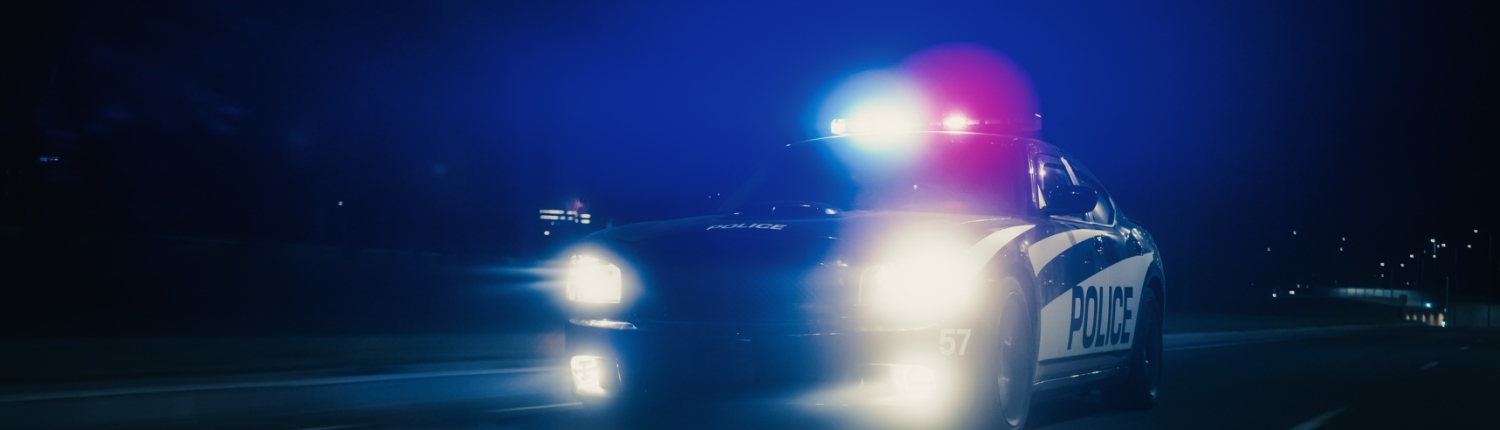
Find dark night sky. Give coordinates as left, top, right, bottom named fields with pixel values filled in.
left=4, top=1, right=1496, bottom=309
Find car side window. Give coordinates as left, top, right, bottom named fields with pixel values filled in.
left=1035, top=155, right=1083, bottom=221
left=1074, top=172, right=1115, bottom=225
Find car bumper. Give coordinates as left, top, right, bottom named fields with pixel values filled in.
left=564, top=320, right=981, bottom=405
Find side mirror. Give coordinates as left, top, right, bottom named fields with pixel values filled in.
left=1044, top=185, right=1097, bottom=215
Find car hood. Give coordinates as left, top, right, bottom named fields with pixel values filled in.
left=574, top=211, right=1031, bottom=324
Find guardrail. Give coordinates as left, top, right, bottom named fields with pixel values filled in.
left=1324, top=287, right=1435, bottom=308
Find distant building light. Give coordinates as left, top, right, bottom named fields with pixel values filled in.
left=1289, top=290, right=1296, bottom=295
left=39, top=156, right=60, bottom=162
left=1425, top=302, right=1432, bottom=308
left=539, top=208, right=593, bottom=224
left=337, top=201, right=344, bottom=206
left=544, top=230, right=550, bottom=236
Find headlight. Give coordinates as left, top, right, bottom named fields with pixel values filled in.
left=566, top=254, right=622, bottom=304
left=860, top=234, right=979, bottom=321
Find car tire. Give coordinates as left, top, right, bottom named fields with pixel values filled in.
left=966, top=287, right=1035, bottom=430
left=1101, top=285, right=1161, bottom=410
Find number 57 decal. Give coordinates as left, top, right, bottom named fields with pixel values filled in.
left=940, top=328, right=972, bottom=356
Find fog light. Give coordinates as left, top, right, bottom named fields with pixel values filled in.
left=864, top=363, right=938, bottom=399
left=892, top=364, right=937, bottom=394
left=570, top=355, right=608, bottom=396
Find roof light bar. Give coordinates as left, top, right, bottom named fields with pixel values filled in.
left=942, top=115, right=976, bottom=131
left=829, top=113, right=1041, bottom=135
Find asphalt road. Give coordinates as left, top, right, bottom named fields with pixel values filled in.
left=1031, top=327, right=1498, bottom=430
left=108, top=326, right=1494, bottom=430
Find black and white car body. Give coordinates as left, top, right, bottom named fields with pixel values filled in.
left=562, top=127, right=1164, bottom=428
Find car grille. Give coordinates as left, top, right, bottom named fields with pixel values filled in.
left=619, top=235, right=853, bottom=323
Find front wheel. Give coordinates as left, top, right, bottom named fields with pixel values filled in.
left=965, top=289, right=1035, bottom=429
left=1101, top=286, right=1161, bottom=409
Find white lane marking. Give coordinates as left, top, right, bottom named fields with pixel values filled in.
left=1420, top=361, right=1438, bottom=370
left=488, top=402, right=582, bottom=414
left=1288, top=407, right=1345, bottom=430
left=0, top=366, right=560, bottom=403
left=1027, top=229, right=1107, bottom=276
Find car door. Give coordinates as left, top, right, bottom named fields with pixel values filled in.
left=1028, top=151, right=1113, bottom=381
left=1063, top=157, right=1141, bottom=368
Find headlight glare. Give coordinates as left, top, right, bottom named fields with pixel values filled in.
left=566, top=254, right=622, bottom=304
left=860, top=237, right=978, bottom=320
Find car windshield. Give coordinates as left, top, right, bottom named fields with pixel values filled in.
left=719, top=133, right=1029, bottom=216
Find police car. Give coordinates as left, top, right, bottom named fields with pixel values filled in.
left=561, top=115, right=1164, bottom=429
